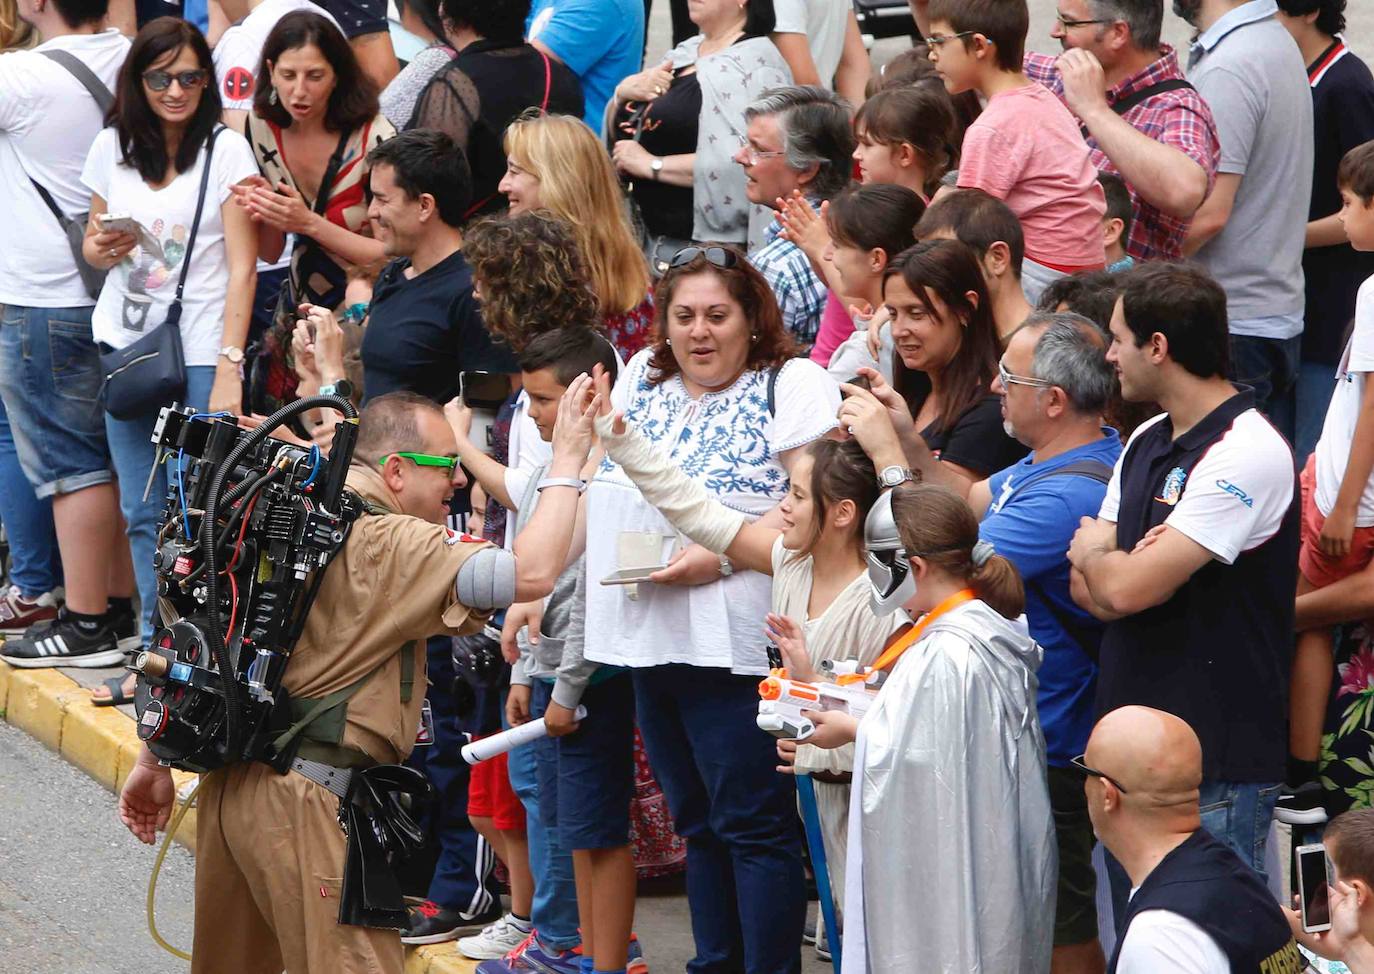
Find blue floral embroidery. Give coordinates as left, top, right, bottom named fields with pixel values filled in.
left=599, top=355, right=787, bottom=510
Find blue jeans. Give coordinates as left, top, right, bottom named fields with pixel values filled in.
left=633, top=665, right=805, bottom=974
left=506, top=680, right=580, bottom=950
left=1295, top=359, right=1337, bottom=468
left=0, top=395, right=60, bottom=596
left=0, top=304, right=113, bottom=498
left=104, top=365, right=213, bottom=643
left=1105, top=778, right=1280, bottom=932
left=1229, top=334, right=1301, bottom=447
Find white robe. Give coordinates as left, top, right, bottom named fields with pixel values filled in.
left=842, top=600, right=1057, bottom=974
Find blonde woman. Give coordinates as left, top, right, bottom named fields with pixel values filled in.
left=1, top=0, right=32, bottom=51
left=499, top=112, right=653, bottom=356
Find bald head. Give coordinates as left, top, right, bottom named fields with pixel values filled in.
left=1087, top=706, right=1202, bottom=808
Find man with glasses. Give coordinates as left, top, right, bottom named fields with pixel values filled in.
left=841, top=311, right=1121, bottom=974
left=118, top=386, right=599, bottom=974
left=1022, top=0, right=1221, bottom=261
left=1081, top=705, right=1301, bottom=972
left=735, top=85, right=855, bottom=346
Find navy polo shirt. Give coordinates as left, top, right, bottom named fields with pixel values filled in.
left=1096, top=390, right=1298, bottom=783
left=360, top=250, right=518, bottom=405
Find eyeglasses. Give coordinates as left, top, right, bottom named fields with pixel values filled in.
left=1055, top=13, right=1112, bottom=27
left=142, top=69, right=208, bottom=92
left=1070, top=753, right=1130, bottom=794
left=737, top=138, right=787, bottom=165
left=997, top=358, right=1054, bottom=389
left=923, top=30, right=974, bottom=48
left=379, top=452, right=460, bottom=472
left=669, top=246, right=741, bottom=270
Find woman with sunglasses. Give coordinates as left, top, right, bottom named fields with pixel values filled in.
left=80, top=16, right=258, bottom=651
left=839, top=238, right=1027, bottom=491
left=577, top=246, right=840, bottom=971
left=803, top=481, right=1056, bottom=973
left=606, top=0, right=791, bottom=262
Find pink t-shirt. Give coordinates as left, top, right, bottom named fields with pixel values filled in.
left=810, top=291, right=853, bottom=366
left=957, top=82, right=1106, bottom=269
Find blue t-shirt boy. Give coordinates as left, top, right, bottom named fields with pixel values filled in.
left=978, top=429, right=1123, bottom=768
left=527, top=0, right=646, bottom=127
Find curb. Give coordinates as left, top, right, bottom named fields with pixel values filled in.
left=0, top=659, right=477, bottom=974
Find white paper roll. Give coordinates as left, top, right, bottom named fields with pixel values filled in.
left=460, top=706, right=588, bottom=765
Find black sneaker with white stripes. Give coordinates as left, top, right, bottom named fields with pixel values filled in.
left=0, top=608, right=124, bottom=668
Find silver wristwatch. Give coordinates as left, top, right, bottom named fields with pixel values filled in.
left=650, top=157, right=664, bottom=180
left=877, top=465, right=915, bottom=489
left=718, top=554, right=734, bottom=577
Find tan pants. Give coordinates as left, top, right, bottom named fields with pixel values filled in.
left=192, top=762, right=403, bottom=974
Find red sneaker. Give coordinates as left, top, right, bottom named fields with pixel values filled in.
left=0, top=585, right=59, bottom=635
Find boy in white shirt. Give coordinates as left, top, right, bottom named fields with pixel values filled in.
left=1284, top=140, right=1374, bottom=824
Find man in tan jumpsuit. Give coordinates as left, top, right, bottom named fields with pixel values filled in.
left=118, top=384, right=598, bottom=974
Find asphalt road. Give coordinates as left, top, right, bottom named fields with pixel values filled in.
left=0, top=720, right=197, bottom=974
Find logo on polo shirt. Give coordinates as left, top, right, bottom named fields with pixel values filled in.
left=1156, top=466, right=1187, bottom=506
left=1216, top=479, right=1254, bottom=508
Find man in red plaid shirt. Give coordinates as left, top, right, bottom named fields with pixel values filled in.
left=1022, top=0, right=1222, bottom=261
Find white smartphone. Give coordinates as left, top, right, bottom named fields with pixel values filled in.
left=98, top=212, right=140, bottom=235
left=1296, top=842, right=1333, bottom=934
left=600, top=565, right=669, bottom=586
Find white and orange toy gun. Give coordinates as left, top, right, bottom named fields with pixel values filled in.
left=756, top=659, right=880, bottom=742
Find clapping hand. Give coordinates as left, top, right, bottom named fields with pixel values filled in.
left=765, top=612, right=819, bottom=682
left=776, top=192, right=832, bottom=269
left=549, top=373, right=602, bottom=470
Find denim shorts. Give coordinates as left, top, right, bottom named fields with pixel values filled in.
left=535, top=669, right=636, bottom=851
left=0, top=305, right=112, bottom=498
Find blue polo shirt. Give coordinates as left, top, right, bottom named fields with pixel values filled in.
left=979, top=429, right=1122, bottom=767
left=527, top=0, right=645, bottom=127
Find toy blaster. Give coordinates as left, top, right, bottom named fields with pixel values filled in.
left=756, top=659, right=880, bottom=742
left=461, top=706, right=589, bottom=765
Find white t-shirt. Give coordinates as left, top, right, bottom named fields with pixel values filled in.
left=1099, top=408, right=1294, bottom=564
left=81, top=126, right=259, bottom=366
left=213, top=0, right=341, bottom=111
left=772, top=0, right=848, bottom=89
left=1116, top=905, right=1229, bottom=973
left=0, top=30, right=130, bottom=307
left=1315, top=275, right=1374, bottom=524
left=583, top=350, right=840, bottom=674
left=503, top=394, right=552, bottom=552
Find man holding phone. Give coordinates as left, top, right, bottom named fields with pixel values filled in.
left=1287, top=809, right=1374, bottom=972
left=1081, top=705, right=1300, bottom=972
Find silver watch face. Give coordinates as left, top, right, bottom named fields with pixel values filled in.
left=879, top=467, right=907, bottom=487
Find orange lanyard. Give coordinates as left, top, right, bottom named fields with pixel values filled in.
left=838, top=588, right=976, bottom=684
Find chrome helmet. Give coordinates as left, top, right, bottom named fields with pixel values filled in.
left=864, top=489, right=915, bottom=615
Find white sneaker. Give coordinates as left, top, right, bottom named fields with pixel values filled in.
left=456, top=913, right=531, bottom=959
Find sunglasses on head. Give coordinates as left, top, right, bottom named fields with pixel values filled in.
left=668, top=246, right=740, bottom=270
left=143, top=69, right=208, bottom=92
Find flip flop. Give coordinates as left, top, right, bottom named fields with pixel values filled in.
left=91, top=674, right=135, bottom=708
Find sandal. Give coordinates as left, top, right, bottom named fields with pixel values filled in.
left=91, top=674, right=136, bottom=708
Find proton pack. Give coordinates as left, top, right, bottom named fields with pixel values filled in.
left=132, top=397, right=362, bottom=773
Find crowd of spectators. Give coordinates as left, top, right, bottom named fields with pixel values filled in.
left=4, top=0, right=1374, bottom=971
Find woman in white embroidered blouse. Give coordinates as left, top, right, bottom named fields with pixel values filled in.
left=581, top=246, right=840, bottom=970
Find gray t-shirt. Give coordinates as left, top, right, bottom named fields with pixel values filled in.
left=1187, top=1, right=1312, bottom=336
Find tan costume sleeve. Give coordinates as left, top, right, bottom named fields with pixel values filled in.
left=361, top=515, right=493, bottom=644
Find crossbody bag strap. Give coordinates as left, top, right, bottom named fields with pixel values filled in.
left=1079, top=78, right=1193, bottom=138
left=39, top=49, right=115, bottom=113
left=165, top=125, right=225, bottom=326
left=28, top=51, right=115, bottom=226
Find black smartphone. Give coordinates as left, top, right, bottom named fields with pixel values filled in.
left=459, top=371, right=511, bottom=411
left=1296, top=842, right=1333, bottom=933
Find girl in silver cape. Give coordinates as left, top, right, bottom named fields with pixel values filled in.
left=808, top=483, right=1057, bottom=973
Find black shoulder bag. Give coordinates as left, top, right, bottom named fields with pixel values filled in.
left=30, top=50, right=114, bottom=300
left=100, top=126, right=224, bottom=420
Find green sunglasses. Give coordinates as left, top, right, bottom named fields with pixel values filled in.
left=379, top=451, right=460, bottom=472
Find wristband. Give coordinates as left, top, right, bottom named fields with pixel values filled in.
left=536, top=477, right=586, bottom=494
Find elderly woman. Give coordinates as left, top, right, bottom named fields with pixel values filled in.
left=607, top=0, right=790, bottom=263
left=580, top=246, right=840, bottom=971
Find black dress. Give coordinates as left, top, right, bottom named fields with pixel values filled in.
left=615, top=68, right=700, bottom=241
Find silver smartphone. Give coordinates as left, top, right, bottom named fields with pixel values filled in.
left=600, top=565, right=669, bottom=586
left=98, top=212, right=140, bottom=235
left=1296, top=842, right=1333, bottom=934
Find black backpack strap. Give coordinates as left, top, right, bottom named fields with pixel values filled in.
left=165, top=126, right=225, bottom=326
left=39, top=49, right=114, bottom=113
left=27, top=177, right=68, bottom=225
left=1079, top=78, right=1194, bottom=138
left=767, top=364, right=781, bottom=417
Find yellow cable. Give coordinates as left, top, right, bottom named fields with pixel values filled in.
left=146, top=778, right=202, bottom=961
